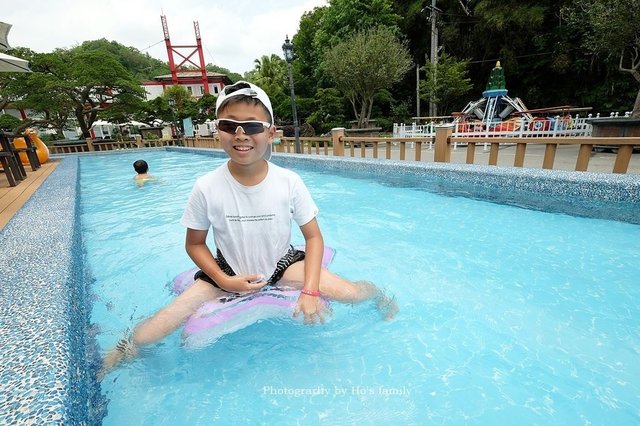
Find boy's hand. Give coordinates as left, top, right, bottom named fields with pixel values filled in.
left=293, top=294, right=330, bottom=325
left=219, top=274, right=267, bottom=293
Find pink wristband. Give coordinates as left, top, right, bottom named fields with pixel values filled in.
left=300, top=289, right=320, bottom=297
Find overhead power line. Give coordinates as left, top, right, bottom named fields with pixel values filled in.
left=468, top=51, right=555, bottom=64
left=140, top=39, right=165, bottom=52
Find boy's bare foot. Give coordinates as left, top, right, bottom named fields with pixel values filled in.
left=376, top=292, right=399, bottom=320
left=354, top=280, right=399, bottom=320
left=97, top=337, right=138, bottom=381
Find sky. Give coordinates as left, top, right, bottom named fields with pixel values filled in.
left=3, top=0, right=328, bottom=75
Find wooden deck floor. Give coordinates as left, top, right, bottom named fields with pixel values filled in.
left=0, top=160, right=59, bottom=229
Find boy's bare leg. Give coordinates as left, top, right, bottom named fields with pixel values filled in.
left=100, top=279, right=226, bottom=378
left=279, top=261, right=398, bottom=319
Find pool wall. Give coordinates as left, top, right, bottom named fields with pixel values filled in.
left=184, top=147, right=640, bottom=222
left=0, top=156, right=99, bottom=424
left=0, top=147, right=638, bottom=423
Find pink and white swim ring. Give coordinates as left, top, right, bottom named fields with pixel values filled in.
left=172, top=246, right=335, bottom=347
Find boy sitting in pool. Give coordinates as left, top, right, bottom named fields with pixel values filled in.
left=132, top=159, right=157, bottom=187
left=101, top=81, right=397, bottom=376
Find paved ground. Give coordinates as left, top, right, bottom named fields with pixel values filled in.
left=433, top=144, right=639, bottom=174
left=0, top=160, right=59, bottom=229
left=294, top=143, right=640, bottom=174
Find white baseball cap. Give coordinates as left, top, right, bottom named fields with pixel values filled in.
left=216, top=81, right=274, bottom=122
left=215, top=81, right=274, bottom=160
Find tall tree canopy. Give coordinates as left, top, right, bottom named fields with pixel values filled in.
left=3, top=1, right=639, bottom=136
left=324, top=26, right=412, bottom=128
left=294, top=0, right=400, bottom=96
left=244, top=54, right=290, bottom=123
left=76, top=39, right=170, bottom=80
left=564, top=0, right=640, bottom=117
left=421, top=52, right=473, bottom=115
left=2, top=45, right=145, bottom=137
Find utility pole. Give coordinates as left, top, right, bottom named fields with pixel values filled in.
left=429, top=0, right=439, bottom=117
left=416, top=64, right=420, bottom=119
left=423, top=0, right=470, bottom=118
left=282, top=35, right=301, bottom=153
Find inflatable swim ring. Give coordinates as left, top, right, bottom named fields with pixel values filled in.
left=173, top=246, right=335, bottom=347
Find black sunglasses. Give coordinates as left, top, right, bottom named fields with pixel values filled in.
left=216, top=119, right=271, bottom=135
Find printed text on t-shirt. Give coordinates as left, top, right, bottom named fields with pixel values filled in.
left=226, top=214, right=276, bottom=223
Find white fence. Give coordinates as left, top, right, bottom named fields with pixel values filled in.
left=393, top=112, right=634, bottom=139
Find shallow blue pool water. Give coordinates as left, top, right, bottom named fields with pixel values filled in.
left=82, top=151, right=640, bottom=425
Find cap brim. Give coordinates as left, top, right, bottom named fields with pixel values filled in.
left=263, top=143, right=272, bottom=161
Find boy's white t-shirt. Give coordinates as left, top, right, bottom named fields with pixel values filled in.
left=180, top=161, right=318, bottom=279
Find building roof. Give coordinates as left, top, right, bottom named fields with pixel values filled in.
left=153, top=71, right=230, bottom=80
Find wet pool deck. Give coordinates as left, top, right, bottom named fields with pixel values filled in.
left=0, top=160, right=59, bottom=229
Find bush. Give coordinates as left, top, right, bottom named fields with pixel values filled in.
left=0, top=114, right=22, bottom=131
left=374, top=116, right=394, bottom=132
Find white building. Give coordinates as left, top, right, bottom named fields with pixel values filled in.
left=142, top=71, right=232, bottom=101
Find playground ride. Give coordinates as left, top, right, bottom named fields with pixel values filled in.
left=172, top=246, right=336, bottom=347
left=452, top=62, right=592, bottom=136
left=13, top=128, right=49, bottom=164
left=454, top=61, right=531, bottom=132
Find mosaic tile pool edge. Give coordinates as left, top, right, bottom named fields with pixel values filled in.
left=178, top=148, right=640, bottom=223
left=0, top=156, right=96, bottom=425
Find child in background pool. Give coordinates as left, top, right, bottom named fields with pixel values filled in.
left=132, top=159, right=157, bottom=187
left=101, top=81, right=397, bottom=376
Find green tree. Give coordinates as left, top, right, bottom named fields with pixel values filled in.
left=315, top=0, right=401, bottom=50
left=0, top=48, right=74, bottom=135
left=324, top=26, right=412, bottom=128
left=163, top=85, right=198, bottom=131
left=77, top=39, right=170, bottom=80
left=0, top=114, right=22, bottom=131
left=2, top=47, right=144, bottom=137
left=564, top=0, right=640, bottom=117
left=247, top=55, right=287, bottom=93
left=207, top=64, right=242, bottom=83
left=291, top=7, right=328, bottom=97
left=135, top=97, right=167, bottom=127
left=306, top=87, right=347, bottom=133
left=293, top=0, right=401, bottom=118
left=245, top=54, right=289, bottom=121
left=420, top=52, right=472, bottom=115
left=421, top=0, right=579, bottom=109
left=99, top=96, right=147, bottom=125
left=194, top=93, right=217, bottom=123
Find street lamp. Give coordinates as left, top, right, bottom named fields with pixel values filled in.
left=282, top=35, right=301, bottom=154
left=168, top=97, right=178, bottom=140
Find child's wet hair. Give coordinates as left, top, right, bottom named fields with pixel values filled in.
left=133, top=160, right=148, bottom=174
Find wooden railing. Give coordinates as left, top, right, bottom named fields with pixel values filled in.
left=184, top=134, right=332, bottom=155
left=49, top=137, right=180, bottom=154
left=436, top=126, right=639, bottom=174
left=175, top=127, right=640, bottom=174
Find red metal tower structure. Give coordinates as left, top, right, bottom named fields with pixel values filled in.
left=161, top=14, right=210, bottom=94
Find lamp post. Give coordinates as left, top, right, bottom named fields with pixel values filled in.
left=168, top=97, right=178, bottom=140
left=282, top=35, right=301, bottom=154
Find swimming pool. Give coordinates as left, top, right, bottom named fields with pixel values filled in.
left=1, top=148, right=639, bottom=424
